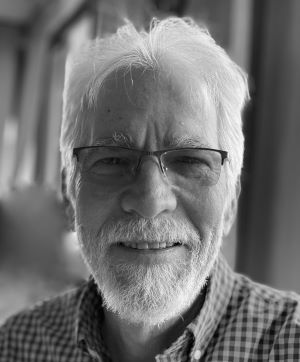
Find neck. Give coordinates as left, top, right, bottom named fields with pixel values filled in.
left=102, top=289, right=206, bottom=362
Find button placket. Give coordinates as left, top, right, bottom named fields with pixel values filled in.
left=193, top=349, right=202, bottom=360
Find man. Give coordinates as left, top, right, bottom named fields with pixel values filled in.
left=1, top=17, right=299, bottom=362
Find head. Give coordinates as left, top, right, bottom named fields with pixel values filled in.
left=60, top=17, right=249, bottom=327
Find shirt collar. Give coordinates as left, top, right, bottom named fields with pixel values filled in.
left=74, top=253, right=235, bottom=357
left=74, top=277, right=107, bottom=356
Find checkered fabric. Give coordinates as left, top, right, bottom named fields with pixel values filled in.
left=1, top=254, right=300, bottom=361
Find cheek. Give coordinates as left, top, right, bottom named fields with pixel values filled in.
left=179, top=187, right=226, bottom=236
left=75, top=177, right=120, bottom=231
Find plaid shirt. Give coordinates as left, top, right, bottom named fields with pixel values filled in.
left=1, top=254, right=300, bottom=361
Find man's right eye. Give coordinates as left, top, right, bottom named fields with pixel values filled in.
left=87, top=157, right=131, bottom=176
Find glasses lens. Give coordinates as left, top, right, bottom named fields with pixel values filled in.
left=77, top=147, right=138, bottom=180
left=162, top=149, right=223, bottom=186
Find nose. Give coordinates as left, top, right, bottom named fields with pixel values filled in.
left=120, top=158, right=177, bottom=218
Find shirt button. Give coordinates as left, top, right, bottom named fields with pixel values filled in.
left=193, top=349, right=201, bottom=360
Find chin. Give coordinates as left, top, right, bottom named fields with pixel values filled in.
left=95, top=262, right=201, bottom=327
left=90, top=237, right=221, bottom=327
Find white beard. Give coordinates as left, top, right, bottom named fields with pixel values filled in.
left=77, top=216, right=223, bottom=327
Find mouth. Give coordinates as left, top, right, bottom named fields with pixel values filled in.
left=110, top=241, right=186, bottom=263
left=118, top=241, right=182, bottom=250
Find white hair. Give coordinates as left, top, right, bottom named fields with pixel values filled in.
left=60, top=17, right=249, bottom=203
left=77, top=213, right=223, bottom=326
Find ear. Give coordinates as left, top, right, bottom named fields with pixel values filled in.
left=223, top=177, right=241, bottom=236
left=61, top=168, right=75, bottom=232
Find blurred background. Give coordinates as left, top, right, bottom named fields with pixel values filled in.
left=0, top=0, right=300, bottom=323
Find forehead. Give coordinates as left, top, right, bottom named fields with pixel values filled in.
left=82, top=67, right=218, bottom=148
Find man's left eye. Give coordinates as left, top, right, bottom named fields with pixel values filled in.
left=173, top=156, right=210, bottom=166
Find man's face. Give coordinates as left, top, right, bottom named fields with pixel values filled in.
left=74, top=69, right=233, bottom=326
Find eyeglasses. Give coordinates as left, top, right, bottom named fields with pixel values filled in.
left=73, top=146, right=228, bottom=187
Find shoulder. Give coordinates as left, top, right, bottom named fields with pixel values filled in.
left=0, top=281, right=87, bottom=361
left=232, top=272, right=300, bottom=321
left=230, top=272, right=300, bottom=359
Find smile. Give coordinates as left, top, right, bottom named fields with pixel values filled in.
left=119, top=242, right=182, bottom=250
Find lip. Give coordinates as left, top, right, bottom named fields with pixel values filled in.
left=118, top=241, right=182, bottom=251
left=117, top=246, right=181, bottom=255
left=109, top=243, right=187, bottom=264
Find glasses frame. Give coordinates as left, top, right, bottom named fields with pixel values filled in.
left=73, top=145, right=228, bottom=179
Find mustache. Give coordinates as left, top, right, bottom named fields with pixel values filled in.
left=95, top=216, right=201, bottom=246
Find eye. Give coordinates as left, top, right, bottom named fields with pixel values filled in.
left=165, top=153, right=215, bottom=179
left=87, top=157, right=132, bottom=176
left=97, top=157, right=126, bottom=165
left=174, top=156, right=210, bottom=166
left=171, top=156, right=212, bottom=170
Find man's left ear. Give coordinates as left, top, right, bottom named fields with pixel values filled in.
left=223, top=177, right=241, bottom=236
left=61, top=168, right=75, bottom=232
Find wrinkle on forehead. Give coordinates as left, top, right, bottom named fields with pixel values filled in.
left=94, top=66, right=212, bottom=115
left=95, top=68, right=160, bottom=110
left=79, top=66, right=218, bottom=148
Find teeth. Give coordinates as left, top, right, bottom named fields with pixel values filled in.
left=123, top=242, right=136, bottom=248
left=137, top=242, right=149, bottom=250
left=120, top=242, right=180, bottom=250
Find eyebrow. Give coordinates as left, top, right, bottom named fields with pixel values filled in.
left=164, top=135, right=212, bottom=149
left=94, top=133, right=134, bottom=147
left=94, top=133, right=211, bottom=149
